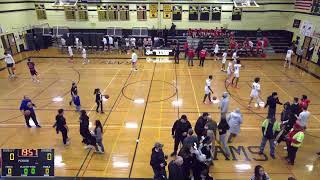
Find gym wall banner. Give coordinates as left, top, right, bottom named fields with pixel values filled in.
left=97, top=5, right=108, bottom=21
left=211, top=6, right=221, bottom=21
left=78, top=4, right=88, bottom=21
left=300, top=21, right=314, bottom=37
left=163, top=4, right=172, bottom=19
left=172, top=5, right=182, bottom=21
left=150, top=4, right=158, bottom=18
left=232, top=6, right=242, bottom=21
left=35, top=4, right=47, bottom=20
left=189, top=5, right=199, bottom=20
left=200, top=5, right=210, bottom=21
left=64, top=6, right=76, bottom=20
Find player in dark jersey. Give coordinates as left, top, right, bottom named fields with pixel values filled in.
left=69, top=82, right=78, bottom=106
left=27, top=58, right=39, bottom=83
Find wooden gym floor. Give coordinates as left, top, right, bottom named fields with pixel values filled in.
left=0, top=49, right=319, bottom=180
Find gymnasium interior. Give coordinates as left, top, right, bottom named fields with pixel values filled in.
left=0, top=0, right=320, bottom=179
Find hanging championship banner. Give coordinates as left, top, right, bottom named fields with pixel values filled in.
left=163, top=4, right=172, bottom=19
left=189, top=5, right=199, bottom=20
left=35, top=4, right=47, bottom=20
left=232, top=6, right=242, bottom=21
left=211, top=6, right=221, bottom=21
left=150, top=4, right=158, bottom=18
left=78, top=4, right=88, bottom=21
left=172, top=5, right=182, bottom=20
left=300, top=21, right=314, bottom=37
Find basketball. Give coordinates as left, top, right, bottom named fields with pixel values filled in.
left=212, top=96, right=217, bottom=100
left=104, top=95, right=110, bottom=99
left=24, top=110, right=31, bottom=116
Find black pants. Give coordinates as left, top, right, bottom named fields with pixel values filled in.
left=267, top=107, right=276, bottom=119
left=174, top=55, right=180, bottom=64
left=297, top=55, right=302, bottom=63
left=173, top=136, right=186, bottom=154
left=152, top=167, right=167, bottom=180
left=24, top=112, right=39, bottom=127
left=287, top=144, right=299, bottom=164
left=59, top=128, right=68, bottom=144
left=203, top=93, right=211, bottom=103
left=80, top=129, right=91, bottom=145
left=199, top=57, right=205, bottom=67
left=96, top=101, right=103, bottom=112
left=306, top=52, right=313, bottom=61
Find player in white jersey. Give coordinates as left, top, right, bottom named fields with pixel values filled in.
left=221, top=51, right=227, bottom=71
left=102, top=37, right=108, bottom=51
left=68, top=46, right=73, bottom=62
left=203, top=75, right=214, bottom=104
left=213, top=42, right=219, bottom=61
left=248, top=77, right=262, bottom=108
left=75, top=37, right=80, bottom=50
left=226, top=60, right=234, bottom=86
left=284, top=48, right=293, bottom=69
left=231, top=59, right=242, bottom=88
left=131, top=49, right=138, bottom=71
left=232, top=51, right=238, bottom=63
left=82, top=48, right=88, bottom=64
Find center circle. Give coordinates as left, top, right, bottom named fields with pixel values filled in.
left=121, top=80, right=177, bottom=103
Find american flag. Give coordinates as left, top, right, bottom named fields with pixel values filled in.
left=295, top=0, right=314, bottom=11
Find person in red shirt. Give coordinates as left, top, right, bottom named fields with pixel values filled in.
left=199, top=48, right=207, bottom=67
left=299, top=95, right=310, bottom=113
left=263, top=37, right=268, bottom=48
left=27, top=58, right=39, bottom=83
left=183, top=41, right=189, bottom=59
left=187, top=48, right=195, bottom=66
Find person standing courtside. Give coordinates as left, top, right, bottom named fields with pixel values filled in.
left=264, top=92, right=282, bottom=120
left=4, top=52, right=16, bottom=78
left=53, top=109, right=69, bottom=145
left=286, top=123, right=305, bottom=165
left=174, top=45, right=180, bottom=64
left=296, top=46, right=304, bottom=63
left=20, top=96, right=41, bottom=128
left=150, top=142, right=167, bottom=180
left=195, top=112, right=209, bottom=140
left=259, top=117, right=281, bottom=159
left=199, top=48, right=207, bottom=67
left=227, top=108, right=242, bottom=143
left=219, top=92, right=229, bottom=119
left=69, top=82, right=78, bottom=106
left=171, top=115, right=192, bottom=156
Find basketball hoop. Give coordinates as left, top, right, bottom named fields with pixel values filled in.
left=233, top=0, right=259, bottom=8
left=52, top=0, right=78, bottom=8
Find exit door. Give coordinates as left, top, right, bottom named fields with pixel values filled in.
left=1, top=33, right=18, bottom=55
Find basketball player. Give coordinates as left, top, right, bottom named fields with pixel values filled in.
left=102, top=36, right=108, bottom=51
left=94, top=88, right=104, bottom=114
left=69, top=82, right=78, bottom=106
left=75, top=36, right=80, bottom=51
left=248, top=77, right=261, bottom=108
left=226, top=60, right=234, bottom=86
left=221, top=51, right=227, bottom=71
left=27, top=58, right=39, bottom=83
left=203, top=75, right=214, bottom=104
left=231, top=59, right=242, bottom=88
left=4, top=52, right=16, bottom=78
left=131, top=49, right=138, bottom=71
left=213, top=42, right=219, bottom=61
left=232, top=51, right=238, bottom=63
left=53, top=109, right=70, bottom=145
left=82, top=47, right=88, bottom=64
left=19, top=96, right=41, bottom=128
left=68, top=46, right=73, bottom=62
left=284, top=48, right=293, bottom=69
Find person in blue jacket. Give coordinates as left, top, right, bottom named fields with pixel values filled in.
left=19, top=96, right=41, bottom=128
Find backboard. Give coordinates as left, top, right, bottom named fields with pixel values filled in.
left=233, top=0, right=259, bottom=8
left=53, top=0, right=78, bottom=7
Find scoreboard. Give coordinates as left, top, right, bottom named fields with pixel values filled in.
left=1, top=149, right=54, bottom=177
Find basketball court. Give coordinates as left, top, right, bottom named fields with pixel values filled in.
left=1, top=0, right=320, bottom=179
left=0, top=48, right=319, bottom=179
